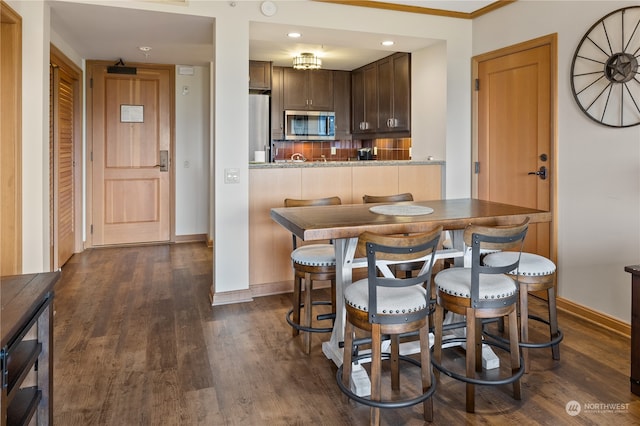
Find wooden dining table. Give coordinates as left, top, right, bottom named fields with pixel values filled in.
left=270, top=198, right=552, bottom=368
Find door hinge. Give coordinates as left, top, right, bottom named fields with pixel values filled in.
left=90, top=224, right=93, bottom=234
left=90, top=77, right=93, bottom=89
left=90, top=151, right=93, bottom=161
left=474, top=161, right=480, bottom=174
left=475, top=79, right=480, bottom=91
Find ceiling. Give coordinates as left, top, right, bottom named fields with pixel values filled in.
left=50, top=1, right=506, bottom=71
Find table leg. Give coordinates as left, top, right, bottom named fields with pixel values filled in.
left=322, top=237, right=358, bottom=365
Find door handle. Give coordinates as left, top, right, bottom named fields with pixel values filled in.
left=528, top=165, right=547, bottom=180
left=156, top=150, right=169, bottom=172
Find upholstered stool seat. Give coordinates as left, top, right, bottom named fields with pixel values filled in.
left=284, top=196, right=341, bottom=354
left=483, top=252, right=563, bottom=372
left=345, top=279, right=429, bottom=314
left=291, top=244, right=336, bottom=267
left=337, top=228, right=442, bottom=426
left=435, top=267, right=517, bottom=300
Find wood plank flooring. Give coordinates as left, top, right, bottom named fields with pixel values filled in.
left=53, top=243, right=640, bottom=425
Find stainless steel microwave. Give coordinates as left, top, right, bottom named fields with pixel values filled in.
left=284, top=110, right=335, bottom=140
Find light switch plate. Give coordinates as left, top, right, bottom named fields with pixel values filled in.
left=224, top=168, right=240, bottom=184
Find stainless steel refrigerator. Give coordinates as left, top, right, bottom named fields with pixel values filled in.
left=249, top=94, right=270, bottom=162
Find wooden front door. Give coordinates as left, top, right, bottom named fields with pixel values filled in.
left=50, top=49, right=81, bottom=268
left=88, top=61, right=174, bottom=246
left=473, top=35, right=557, bottom=258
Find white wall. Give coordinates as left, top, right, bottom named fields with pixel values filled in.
left=473, top=1, right=640, bottom=323
left=411, top=42, right=447, bottom=163
left=175, top=65, right=210, bottom=236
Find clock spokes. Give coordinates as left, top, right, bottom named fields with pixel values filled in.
left=571, top=6, right=640, bottom=127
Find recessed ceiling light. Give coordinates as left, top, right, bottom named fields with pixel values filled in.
left=138, top=46, right=152, bottom=52
left=381, top=40, right=394, bottom=46
left=287, top=32, right=301, bottom=38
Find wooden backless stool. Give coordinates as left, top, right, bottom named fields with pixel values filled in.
left=284, top=196, right=341, bottom=354
left=483, top=252, right=563, bottom=372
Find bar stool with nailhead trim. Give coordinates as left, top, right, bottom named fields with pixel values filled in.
left=284, top=196, right=341, bottom=354
left=432, top=219, right=529, bottom=413
left=337, top=227, right=442, bottom=426
left=482, top=252, right=563, bottom=373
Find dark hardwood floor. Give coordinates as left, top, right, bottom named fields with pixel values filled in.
left=53, top=243, right=640, bottom=425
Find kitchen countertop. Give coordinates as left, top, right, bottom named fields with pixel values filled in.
left=249, top=160, right=444, bottom=169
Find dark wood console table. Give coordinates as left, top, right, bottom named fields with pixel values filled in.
left=1, top=272, right=59, bottom=425
left=625, top=265, right=640, bottom=396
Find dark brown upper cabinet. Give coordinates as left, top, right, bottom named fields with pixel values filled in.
left=249, top=60, right=272, bottom=91
left=352, top=63, right=378, bottom=135
left=283, top=68, right=334, bottom=111
left=352, top=52, right=411, bottom=137
left=333, top=70, right=351, bottom=139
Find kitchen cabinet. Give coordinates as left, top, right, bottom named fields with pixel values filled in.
left=351, top=64, right=377, bottom=134
left=377, top=52, right=410, bottom=132
left=249, top=61, right=272, bottom=91
left=333, top=70, right=351, bottom=139
left=248, top=163, right=442, bottom=290
left=352, top=52, right=411, bottom=137
left=1, top=272, right=58, bottom=426
left=283, top=68, right=334, bottom=111
left=271, top=66, right=284, bottom=140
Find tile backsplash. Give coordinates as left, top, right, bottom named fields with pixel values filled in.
left=272, top=137, right=411, bottom=162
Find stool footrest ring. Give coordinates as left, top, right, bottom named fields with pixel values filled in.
left=431, top=337, right=525, bottom=386
left=286, top=301, right=334, bottom=333
left=336, top=352, right=436, bottom=409
left=483, top=314, right=564, bottom=349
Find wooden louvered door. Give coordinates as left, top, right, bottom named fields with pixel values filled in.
left=50, top=47, right=81, bottom=269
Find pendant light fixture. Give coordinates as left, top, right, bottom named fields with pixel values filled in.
left=293, top=52, right=322, bottom=70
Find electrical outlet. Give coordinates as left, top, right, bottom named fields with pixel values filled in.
left=224, top=168, right=240, bottom=184
left=331, top=146, right=337, bottom=155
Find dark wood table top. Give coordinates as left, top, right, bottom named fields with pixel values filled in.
left=271, top=198, right=552, bottom=241
left=1, top=272, right=59, bottom=348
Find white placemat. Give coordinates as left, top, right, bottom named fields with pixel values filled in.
left=369, top=204, right=434, bottom=216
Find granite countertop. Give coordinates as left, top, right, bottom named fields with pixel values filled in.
left=249, top=160, right=444, bottom=169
